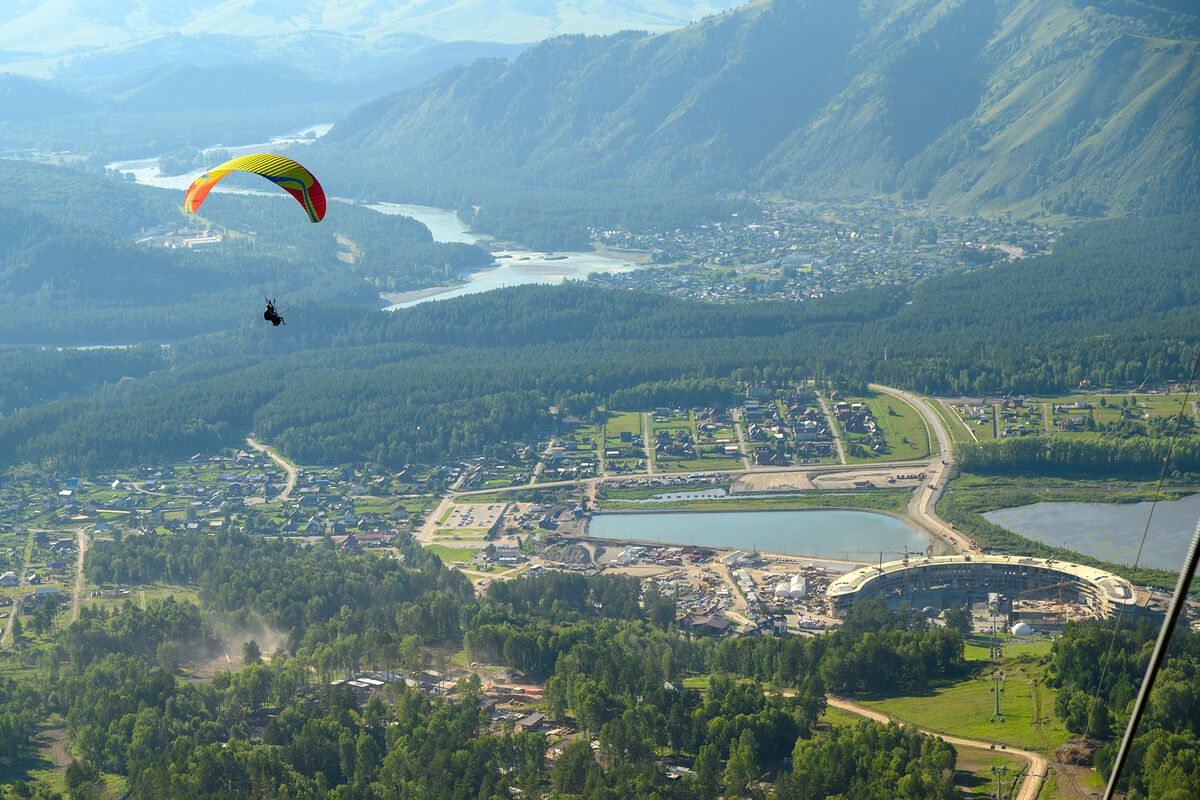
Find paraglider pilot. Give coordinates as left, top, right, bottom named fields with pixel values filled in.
left=264, top=298, right=284, bottom=326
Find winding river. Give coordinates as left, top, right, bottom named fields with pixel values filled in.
left=107, top=127, right=641, bottom=307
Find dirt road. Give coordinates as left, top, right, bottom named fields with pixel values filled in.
left=641, top=412, right=655, bottom=475
left=246, top=437, right=298, bottom=500
left=71, top=528, right=88, bottom=623
left=1, top=529, right=34, bottom=646
left=827, top=697, right=1048, bottom=800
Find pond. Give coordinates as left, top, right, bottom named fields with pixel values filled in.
left=983, top=494, right=1200, bottom=572
left=588, top=509, right=933, bottom=561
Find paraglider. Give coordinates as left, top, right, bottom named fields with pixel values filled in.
left=184, top=154, right=324, bottom=327
left=184, top=153, right=326, bottom=223
left=263, top=298, right=284, bottom=327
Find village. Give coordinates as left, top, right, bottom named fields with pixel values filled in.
left=4, top=381, right=1187, bottom=658
left=587, top=197, right=1055, bottom=304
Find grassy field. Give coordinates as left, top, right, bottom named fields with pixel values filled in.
left=956, top=747, right=1031, bottom=799
left=1038, top=393, right=1194, bottom=426
left=434, top=527, right=488, bottom=537
left=951, top=402, right=998, bottom=440
left=424, top=544, right=480, bottom=562
left=932, top=398, right=977, bottom=444
left=654, top=455, right=745, bottom=473
left=820, top=704, right=865, bottom=728
left=599, top=481, right=728, bottom=500
left=859, top=657, right=1069, bottom=753
left=964, top=635, right=1054, bottom=662
left=831, top=391, right=930, bottom=464
left=864, top=391, right=931, bottom=460
left=596, top=410, right=650, bottom=473
left=80, top=582, right=201, bottom=616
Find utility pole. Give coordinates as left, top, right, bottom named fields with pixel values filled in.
left=990, top=764, right=1008, bottom=800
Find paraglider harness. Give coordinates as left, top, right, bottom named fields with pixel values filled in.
left=263, top=298, right=285, bottom=326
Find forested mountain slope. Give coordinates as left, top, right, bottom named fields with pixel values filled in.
left=3, top=214, right=1195, bottom=471
left=309, top=0, right=1200, bottom=227
left=0, top=160, right=491, bottom=344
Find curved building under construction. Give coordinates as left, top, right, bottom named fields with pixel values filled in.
left=826, top=553, right=1145, bottom=621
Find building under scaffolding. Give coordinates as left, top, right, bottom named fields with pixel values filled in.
left=826, top=553, right=1151, bottom=622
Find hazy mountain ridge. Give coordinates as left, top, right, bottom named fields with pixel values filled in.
left=313, top=0, right=1200, bottom=218
left=0, top=1, right=740, bottom=65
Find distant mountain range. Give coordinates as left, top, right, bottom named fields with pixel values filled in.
left=0, top=1, right=739, bottom=74
left=311, top=0, right=1200, bottom=219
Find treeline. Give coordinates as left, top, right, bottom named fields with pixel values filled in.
left=1050, top=620, right=1200, bottom=799
left=63, top=597, right=215, bottom=671
left=709, top=600, right=965, bottom=696
left=0, top=677, right=38, bottom=773
left=84, top=530, right=472, bottom=655
left=4, top=215, right=1200, bottom=470
left=0, top=528, right=973, bottom=799
left=954, top=435, right=1200, bottom=479
left=781, top=722, right=957, bottom=800
left=0, top=344, right=168, bottom=415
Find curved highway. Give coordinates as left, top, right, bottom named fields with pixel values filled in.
left=870, top=384, right=977, bottom=554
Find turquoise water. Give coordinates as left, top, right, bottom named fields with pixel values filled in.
left=369, top=202, right=639, bottom=308
left=588, top=509, right=932, bottom=560
left=984, top=494, right=1200, bottom=571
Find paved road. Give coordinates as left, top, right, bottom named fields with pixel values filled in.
left=246, top=437, right=298, bottom=500
left=827, top=697, right=1048, bottom=800
left=817, top=392, right=848, bottom=464
left=870, top=384, right=976, bottom=554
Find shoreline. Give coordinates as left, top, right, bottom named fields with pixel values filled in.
left=507, top=263, right=574, bottom=277
left=379, top=285, right=462, bottom=305
left=583, top=504, right=943, bottom=558
left=590, top=245, right=653, bottom=264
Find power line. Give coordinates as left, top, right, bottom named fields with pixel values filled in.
left=1097, top=341, right=1200, bottom=799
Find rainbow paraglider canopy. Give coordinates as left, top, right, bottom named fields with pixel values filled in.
left=184, top=153, right=326, bottom=223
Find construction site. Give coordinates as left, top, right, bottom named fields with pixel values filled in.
left=825, top=552, right=1163, bottom=630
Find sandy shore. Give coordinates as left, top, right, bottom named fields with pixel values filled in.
left=509, top=263, right=573, bottom=276
left=591, top=246, right=653, bottom=264
left=380, top=286, right=461, bottom=305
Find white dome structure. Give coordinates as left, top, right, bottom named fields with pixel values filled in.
left=1011, top=622, right=1034, bottom=637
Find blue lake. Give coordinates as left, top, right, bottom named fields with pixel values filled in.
left=984, top=494, right=1200, bottom=572
left=588, top=509, right=933, bottom=561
